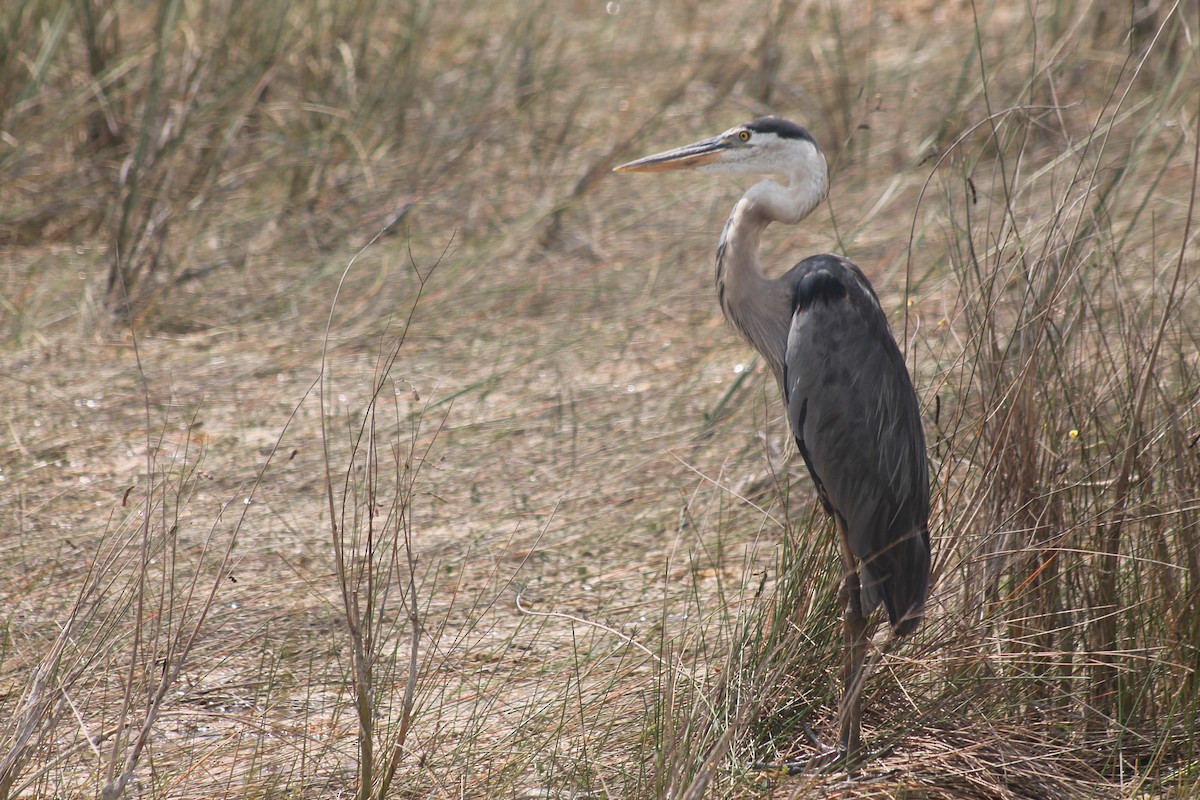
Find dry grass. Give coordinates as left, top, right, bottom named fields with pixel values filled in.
left=1, top=0, right=1199, bottom=797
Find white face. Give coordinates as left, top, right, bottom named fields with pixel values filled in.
left=695, top=126, right=795, bottom=177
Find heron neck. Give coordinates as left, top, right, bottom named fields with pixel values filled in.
left=715, top=196, right=791, bottom=389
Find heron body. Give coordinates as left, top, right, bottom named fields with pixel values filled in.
left=616, top=117, right=930, bottom=759
left=783, top=254, right=930, bottom=636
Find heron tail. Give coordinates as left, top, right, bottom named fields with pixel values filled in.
left=861, top=525, right=930, bottom=637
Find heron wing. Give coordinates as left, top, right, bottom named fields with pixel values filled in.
left=782, top=255, right=930, bottom=634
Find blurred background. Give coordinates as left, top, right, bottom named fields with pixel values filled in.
left=1, top=1, right=1198, bottom=798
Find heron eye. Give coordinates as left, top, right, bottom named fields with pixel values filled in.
left=738, top=130, right=751, bottom=142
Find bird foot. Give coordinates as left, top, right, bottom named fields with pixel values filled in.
left=749, top=724, right=854, bottom=776
left=749, top=746, right=845, bottom=777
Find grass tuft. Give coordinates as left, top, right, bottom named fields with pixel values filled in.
left=0, top=1, right=1197, bottom=797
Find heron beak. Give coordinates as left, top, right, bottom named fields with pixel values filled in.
left=613, top=135, right=729, bottom=173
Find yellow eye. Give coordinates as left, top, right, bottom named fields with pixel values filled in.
left=738, top=130, right=751, bottom=142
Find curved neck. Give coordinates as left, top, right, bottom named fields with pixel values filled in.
left=715, top=197, right=788, bottom=387
left=744, top=162, right=828, bottom=226
left=714, top=168, right=828, bottom=389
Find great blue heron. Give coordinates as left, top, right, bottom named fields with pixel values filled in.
left=615, top=117, right=930, bottom=760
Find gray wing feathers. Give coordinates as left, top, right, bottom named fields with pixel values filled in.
left=784, top=255, right=930, bottom=635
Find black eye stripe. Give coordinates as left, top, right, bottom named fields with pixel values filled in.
left=744, top=116, right=815, bottom=144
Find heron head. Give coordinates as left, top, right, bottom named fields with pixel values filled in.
left=614, top=117, right=823, bottom=184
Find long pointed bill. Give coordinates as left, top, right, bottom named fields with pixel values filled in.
left=613, top=135, right=729, bottom=173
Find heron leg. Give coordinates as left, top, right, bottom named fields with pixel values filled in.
left=839, top=568, right=867, bottom=760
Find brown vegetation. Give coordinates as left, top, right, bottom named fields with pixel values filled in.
left=1, top=1, right=1198, bottom=797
